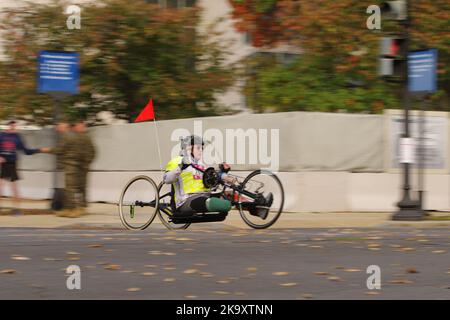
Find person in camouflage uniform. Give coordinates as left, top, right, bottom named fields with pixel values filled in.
left=50, top=120, right=85, bottom=217
left=73, top=120, right=96, bottom=208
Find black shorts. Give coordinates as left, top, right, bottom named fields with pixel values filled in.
left=0, top=162, right=20, bottom=182
left=177, top=193, right=210, bottom=216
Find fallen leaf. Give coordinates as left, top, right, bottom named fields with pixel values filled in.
left=126, top=287, right=141, bottom=292
left=344, top=269, right=362, bottom=272
left=175, top=237, right=194, bottom=241
left=141, top=272, right=156, bottom=276
left=87, top=244, right=103, bottom=248
left=388, top=279, right=413, bottom=284
left=212, top=291, right=230, bottom=295
left=279, top=282, right=298, bottom=287
left=200, top=273, right=214, bottom=278
left=43, top=258, right=62, bottom=261
left=327, top=276, right=343, bottom=282
left=365, top=291, right=380, bottom=295
left=67, top=257, right=80, bottom=261
left=272, top=272, right=290, bottom=276
left=406, top=268, right=419, bottom=274
left=246, top=267, right=258, bottom=272
left=145, top=265, right=157, bottom=268
left=183, top=269, right=198, bottom=275
left=184, top=295, right=198, bottom=299
left=104, top=264, right=121, bottom=270
left=66, top=251, right=80, bottom=255
left=164, top=252, right=176, bottom=256
left=164, top=267, right=176, bottom=271
left=314, top=272, right=329, bottom=276
left=11, top=255, right=30, bottom=261
left=432, top=250, right=446, bottom=254
left=300, top=293, right=313, bottom=299
left=0, top=269, right=16, bottom=274
left=367, top=243, right=381, bottom=248
left=216, top=280, right=231, bottom=284
left=163, top=277, right=176, bottom=282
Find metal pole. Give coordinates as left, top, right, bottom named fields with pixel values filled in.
left=53, top=96, right=60, bottom=190
left=393, top=0, right=424, bottom=220
left=418, top=97, right=425, bottom=209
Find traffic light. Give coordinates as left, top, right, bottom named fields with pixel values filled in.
left=380, top=1, right=407, bottom=21
left=378, top=36, right=407, bottom=80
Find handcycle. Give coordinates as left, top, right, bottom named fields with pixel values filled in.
left=118, top=164, right=284, bottom=230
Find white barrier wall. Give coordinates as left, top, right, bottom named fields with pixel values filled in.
left=10, top=171, right=450, bottom=212
left=17, top=111, right=386, bottom=172
left=7, top=111, right=450, bottom=212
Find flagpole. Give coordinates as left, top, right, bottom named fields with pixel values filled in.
left=153, top=118, right=163, bottom=173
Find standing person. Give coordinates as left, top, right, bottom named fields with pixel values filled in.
left=48, top=121, right=83, bottom=217
left=73, top=120, right=96, bottom=209
left=0, top=120, right=50, bottom=215
left=51, top=120, right=72, bottom=211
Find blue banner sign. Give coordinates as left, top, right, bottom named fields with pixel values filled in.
left=408, top=49, right=437, bottom=93
left=37, top=51, right=79, bottom=94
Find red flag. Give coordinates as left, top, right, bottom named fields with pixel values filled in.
left=135, top=99, right=155, bottom=122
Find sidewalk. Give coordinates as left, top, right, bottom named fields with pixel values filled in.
left=0, top=199, right=449, bottom=229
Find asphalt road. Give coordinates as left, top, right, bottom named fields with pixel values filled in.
left=0, top=225, right=449, bottom=300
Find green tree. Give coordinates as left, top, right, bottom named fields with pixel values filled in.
left=230, top=0, right=449, bottom=113
left=0, top=0, right=235, bottom=124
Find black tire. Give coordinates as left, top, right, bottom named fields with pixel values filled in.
left=157, top=182, right=190, bottom=230
left=118, top=175, right=159, bottom=230
left=238, top=170, right=284, bottom=229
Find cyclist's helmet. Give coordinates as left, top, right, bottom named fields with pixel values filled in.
left=181, top=135, right=204, bottom=150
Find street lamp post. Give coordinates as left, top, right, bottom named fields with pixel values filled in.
left=391, top=0, right=424, bottom=220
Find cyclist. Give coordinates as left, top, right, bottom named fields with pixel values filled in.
left=163, top=135, right=272, bottom=219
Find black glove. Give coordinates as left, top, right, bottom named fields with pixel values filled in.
left=178, top=155, right=191, bottom=171
left=219, top=163, right=230, bottom=173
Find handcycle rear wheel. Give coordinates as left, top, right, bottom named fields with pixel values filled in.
left=238, top=170, right=284, bottom=229
left=157, top=182, right=190, bottom=230
left=118, top=175, right=159, bottom=230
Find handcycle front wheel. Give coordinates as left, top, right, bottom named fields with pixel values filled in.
left=238, top=170, right=284, bottom=229
left=118, top=175, right=159, bottom=230
left=157, top=182, right=191, bottom=230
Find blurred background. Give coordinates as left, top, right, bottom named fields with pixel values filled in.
left=0, top=0, right=448, bottom=125
left=0, top=0, right=448, bottom=213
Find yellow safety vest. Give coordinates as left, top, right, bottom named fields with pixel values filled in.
left=165, top=156, right=208, bottom=206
